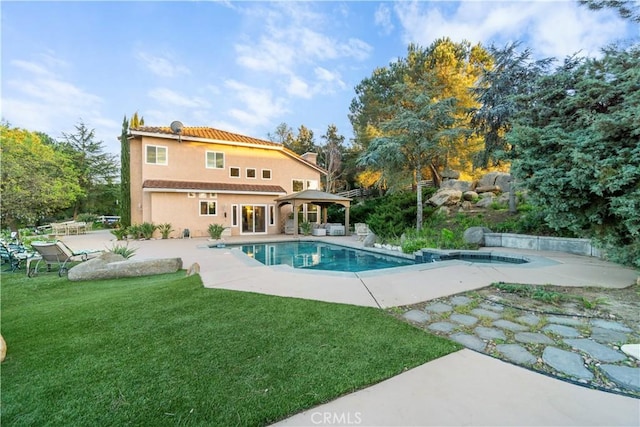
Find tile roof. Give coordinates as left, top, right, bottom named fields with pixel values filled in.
left=143, top=180, right=286, bottom=194
left=132, top=126, right=282, bottom=148
left=131, top=125, right=326, bottom=174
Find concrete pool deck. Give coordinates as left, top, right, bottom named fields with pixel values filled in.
left=61, top=230, right=640, bottom=426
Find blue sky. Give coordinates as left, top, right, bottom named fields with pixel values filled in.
left=1, top=1, right=637, bottom=155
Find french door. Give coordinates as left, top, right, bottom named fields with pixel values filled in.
left=241, top=205, right=266, bottom=234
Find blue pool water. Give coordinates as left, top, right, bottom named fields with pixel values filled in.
left=234, top=241, right=415, bottom=272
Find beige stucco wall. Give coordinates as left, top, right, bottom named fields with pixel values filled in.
left=129, top=135, right=321, bottom=236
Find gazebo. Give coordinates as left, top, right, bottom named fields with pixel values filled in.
left=274, top=189, right=352, bottom=236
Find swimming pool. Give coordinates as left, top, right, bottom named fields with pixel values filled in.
left=233, top=241, right=415, bottom=272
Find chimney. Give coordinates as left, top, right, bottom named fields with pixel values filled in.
left=301, top=152, right=317, bottom=165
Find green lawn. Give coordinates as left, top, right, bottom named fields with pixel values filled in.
left=1, top=271, right=460, bottom=426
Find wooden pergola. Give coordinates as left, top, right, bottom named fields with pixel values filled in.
left=275, top=189, right=352, bottom=236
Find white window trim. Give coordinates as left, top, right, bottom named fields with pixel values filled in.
left=229, top=167, right=241, bottom=178
left=145, top=145, right=168, bottom=165
left=262, top=169, right=272, bottom=180
left=205, top=151, right=224, bottom=169
left=199, top=200, right=217, bottom=216
left=307, top=180, right=318, bottom=190
left=246, top=168, right=257, bottom=179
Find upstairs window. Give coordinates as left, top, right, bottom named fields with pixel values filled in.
left=262, top=169, right=272, bottom=180
left=206, top=151, right=224, bottom=169
left=230, top=167, right=240, bottom=178
left=146, top=145, right=167, bottom=165
left=246, top=168, right=256, bottom=179
left=292, top=179, right=304, bottom=192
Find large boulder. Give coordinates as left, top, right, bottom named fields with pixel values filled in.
left=463, top=191, right=478, bottom=201
left=428, top=189, right=463, bottom=206
left=440, top=180, right=473, bottom=192
left=463, top=227, right=493, bottom=245
left=441, top=169, right=461, bottom=180
left=479, top=172, right=512, bottom=192
left=475, top=195, right=496, bottom=208
left=0, top=334, right=6, bottom=363
left=68, top=252, right=183, bottom=281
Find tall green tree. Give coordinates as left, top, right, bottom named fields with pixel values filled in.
left=509, top=45, right=640, bottom=266
left=579, top=0, right=640, bottom=22
left=267, top=122, right=295, bottom=146
left=319, top=124, right=346, bottom=193
left=351, top=38, right=492, bottom=191
left=58, top=121, right=119, bottom=217
left=286, top=125, right=317, bottom=155
left=120, top=116, right=131, bottom=227
left=470, top=43, right=553, bottom=212
left=0, top=123, right=82, bottom=229
left=354, top=39, right=491, bottom=230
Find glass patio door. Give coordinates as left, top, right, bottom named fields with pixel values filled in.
left=241, top=205, right=266, bottom=234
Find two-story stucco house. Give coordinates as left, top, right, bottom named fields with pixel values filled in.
left=128, top=125, right=328, bottom=238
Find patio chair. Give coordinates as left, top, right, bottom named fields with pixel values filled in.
left=355, top=223, right=371, bottom=240
left=1, top=241, right=35, bottom=272
left=29, top=241, right=101, bottom=277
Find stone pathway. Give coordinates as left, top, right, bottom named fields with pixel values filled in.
left=400, top=294, right=640, bottom=397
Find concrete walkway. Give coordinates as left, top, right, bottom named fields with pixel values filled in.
left=61, top=231, right=640, bottom=426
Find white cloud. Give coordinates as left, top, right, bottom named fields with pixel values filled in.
left=136, top=51, right=191, bottom=78
left=10, top=59, right=53, bottom=76
left=286, top=75, right=311, bottom=99
left=1, top=55, right=120, bottom=151
left=224, top=79, right=288, bottom=127
left=393, top=0, right=631, bottom=60
left=148, top=88, right=211, bottom=108
left=375, top=3, right=394, bottom=35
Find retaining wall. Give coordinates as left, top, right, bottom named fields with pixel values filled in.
left=484, top=233, right=603, bottom=258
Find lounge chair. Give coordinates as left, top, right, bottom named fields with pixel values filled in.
left=29, top=241, right=101, bottom=277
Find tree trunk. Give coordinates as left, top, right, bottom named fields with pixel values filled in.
left=509, top=176, right=517, bottom=214
left=429, top=162, right=441, bottom=188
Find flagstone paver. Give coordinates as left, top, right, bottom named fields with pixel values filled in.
left=400, top=291, right=640, bottom=397
left=427, top=322, right=456, bottom=333
left=542, top=324, right=581, bottom=338
left=493, top=319, right=529, bottom=332
left=599, top=365, right=640, bottom=392
left=516, top=314, right=541, bottom=326
left=474, top=326, right=506, bottom=341
left=563, top=339, right=627, bottom=363
left=449, top=314, right=478, bottom=326
left=542, top=347, right=593, bottom=380
left=496, top=344, right=537, bottom=365
left=589, top=327, right=629, bottom=344
left=450, top=333, right=486, bottom=352
left=590, top=319, right=633, bottom=333
left=479, top=302, right=504, bottom=312
left=515, top=332, right=555, bottom=345
left=424, top=302, right=453, bottom=313
left=621, top=344, right=640, bottom=360
left=470, top=308, right=501, bottom=320
left=546, top=316, right=585, bottom=327
left=402, top=310, right=431, bottom=324
left=450, top=296, right=472, bottom=306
